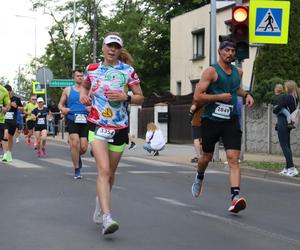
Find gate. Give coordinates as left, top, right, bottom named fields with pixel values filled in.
left=168, top=104, right=192, bottom=144
left=138, top=107, right=154, bottom=139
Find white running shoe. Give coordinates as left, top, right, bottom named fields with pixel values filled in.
left=286, top=167, right=299, bottom=177
left=102, top=214, right=119, bottom=235
left=16, top=137, right=19, bottom=144
left=279, top=168, right=288, bottom=175
left=93, top=196, right=102, bottom=224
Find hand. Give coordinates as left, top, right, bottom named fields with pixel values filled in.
left=80, top=94, right=92, bottom=106
left=218, top=93, right=232, bottom=103
left=245, top=94, right=254, bottom=107
left=11, top=101, right=17, bottom=108
left=61, top=107, right=70, bottom=115
left=105, top=90, right=126, bottom=102
left=2, top=107, right=8, bottom=113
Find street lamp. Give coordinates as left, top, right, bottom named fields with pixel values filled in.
left=16, top=14, right=37, bottom=59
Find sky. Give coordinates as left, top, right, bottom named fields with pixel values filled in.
left=0, top=0, right=114, bottom=87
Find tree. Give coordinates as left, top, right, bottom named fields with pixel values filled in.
left=253, top=0, right=300, bottom=103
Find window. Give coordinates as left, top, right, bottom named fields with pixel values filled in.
left=192, top=29, right=205, bottom=60
left=190, top=79, right=199, bottom=92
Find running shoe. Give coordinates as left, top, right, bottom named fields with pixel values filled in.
left=191, top=173, right=203, bottom=198
left=228, top=197, right=247, bottom=213
left=102, top=214, right=119, bottom=235
left=2, top=153, right=8, bottom=162
left=128, top=142, right=136, bottom=150
left=6, top=152, right=12, bottom=162
left=279, top=168, right=288, bottom=175
left=16, top=137, right=20, bottom=144
left=26, top=139, right=31, bottom=145
left=74, top=168, right=82, bottom=180
left=93, top=197, right=102, bottom=224
left=286, top=167, right=299, bottom=177
left=42, top=147, right=47, bottom=156
left=36, top=151, right=41, bottom=158
left=34, top=142, right=38, bottom=150
left=190, top=157, right=198, bottom=163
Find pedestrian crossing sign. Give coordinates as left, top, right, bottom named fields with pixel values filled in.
left=249, top=1, right=290, bottom=44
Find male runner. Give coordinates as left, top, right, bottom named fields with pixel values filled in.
left=0, top=84, right=10, bottom=159
left=58, top=68, right=89, bottom=179
left=191, top=39, right=254, bottom=213
left=2, top=85, right=23, bottom=162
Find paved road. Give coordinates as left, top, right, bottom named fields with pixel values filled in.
left=0, top=139, right=300, bottom=250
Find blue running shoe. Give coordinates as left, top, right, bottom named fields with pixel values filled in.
left=191, top=173, right=203, bottom=198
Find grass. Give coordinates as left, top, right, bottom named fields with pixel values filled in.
left=242, top=160, right=300, bottom=172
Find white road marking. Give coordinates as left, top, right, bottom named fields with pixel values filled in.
left=82, top=157, right=134, bottom=168
left=124, top=156, right=181, bottom=167
left=155, top=197, right=193, bottom=208
left=192, top=210, right=300, bottom=247
left=128, top=171, right=170, bottom=174
left=40, top=158, right=93, bottom=168
left=4, top=159, right=44, bottom=169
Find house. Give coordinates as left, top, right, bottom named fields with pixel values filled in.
left=170, top=1, right=256, bottom=95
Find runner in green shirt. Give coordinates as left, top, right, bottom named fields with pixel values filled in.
left=24, top=95, right=38, bottom=147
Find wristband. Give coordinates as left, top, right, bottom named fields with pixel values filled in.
left=126, top=95, right=132, bottom=103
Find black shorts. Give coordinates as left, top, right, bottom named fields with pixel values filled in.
left=35, top=125, right=47, bottom=132
left=66, top=119, right=89, bottom=138
left=0, top=123, right=5, bottom=140
left=201, top=118, right=242, bottom=153
left=27, top=120, right=35, bottom=130
left=89, top=123, right=129, bottom=146
left=4, top=121, right=17, bottom=136
left=191, top=126, right=202, bottom=140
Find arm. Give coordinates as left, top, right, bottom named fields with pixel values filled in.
left=58, top=87, right=70, bottom=115
left=2, top=91, right=10, bottom=113
left=193, top=67, right=232, bottom=107
left=80, top=80, right=92, bottom=105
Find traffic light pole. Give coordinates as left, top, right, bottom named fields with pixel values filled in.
left=210, top=0, right=221, bottom=162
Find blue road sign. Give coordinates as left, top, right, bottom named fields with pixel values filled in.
left=255, top=8, right=282, bottom=36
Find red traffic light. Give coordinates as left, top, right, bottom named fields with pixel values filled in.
left=232, top=6, right=248, bottom=25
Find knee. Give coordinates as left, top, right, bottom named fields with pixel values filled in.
left=80, top=145, right=88, bottom=154
left=200, top=153, right=213, bottom=164
left=227, top=155, right=240, bottom=167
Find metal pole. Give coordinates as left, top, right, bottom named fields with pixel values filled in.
left=92, top=0, right=98, bottom=63
left=210, top=0, right=220, bottom=161
left=72, top=0, right=76, bottom=70
left=43, top=68, right=48, bottom=106
left=34, top=18, right=37, bottom=59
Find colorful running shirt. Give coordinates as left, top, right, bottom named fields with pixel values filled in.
left=24, top=102, right=38, bottom=121
left=0, top=85, right=10, bottom=124
left=32, top=107, right=49, bottom=126
left=86, top=61, right=140, bottom=129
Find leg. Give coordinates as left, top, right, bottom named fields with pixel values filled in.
left=79, top=137, right=88, bottom=156
left=226, top=149, right=241, bottom=188
left=69, top=133, right=81, bottom=169
left=35, top=130, right=41, bottom=157
left=41, top=129, right=47, bottom=155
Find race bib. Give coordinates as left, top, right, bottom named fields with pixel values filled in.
left=75, top=114, right=87, bottom=124
left=212, top=102, right=233, bottom=120
left=95, top=126, right=115, bottom=142
left=37, top=118, right=45, bottom=125
left=5, top=112, right=14, bottom=120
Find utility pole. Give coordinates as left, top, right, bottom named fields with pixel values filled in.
left=72, top=0, right=76, bottom=70
left=92, top=0, right=98, bottom=63
left=210, top=0, right=220, bottom=161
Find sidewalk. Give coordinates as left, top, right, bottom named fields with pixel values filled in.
left=48, top=134, right=300, bottom=184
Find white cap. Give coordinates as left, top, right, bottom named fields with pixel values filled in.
left=103, top=35, right=123, bottom=47
left=37, top=97, right=44, bottom=103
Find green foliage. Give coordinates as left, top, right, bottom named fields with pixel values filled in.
left=253, top=0, right=300, bottom=103
left=30, top=0, right=206, bottom=98
left=252, top=77, right=284, bottom=105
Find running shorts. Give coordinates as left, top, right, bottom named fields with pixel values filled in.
left=201, top=118, right=242, bottom=153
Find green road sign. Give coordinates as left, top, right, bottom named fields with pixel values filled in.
left=49, top=79, right=75, bottom=87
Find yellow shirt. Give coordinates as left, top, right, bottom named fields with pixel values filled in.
left=0, top=85, right=10, bottom=124
left=24, top=102, right=38, bottom=121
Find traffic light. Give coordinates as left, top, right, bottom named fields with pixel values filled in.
left=231, top=5, right=249, bottom=61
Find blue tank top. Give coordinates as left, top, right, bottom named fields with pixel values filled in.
left=67, top=86, right=88, bottom=121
